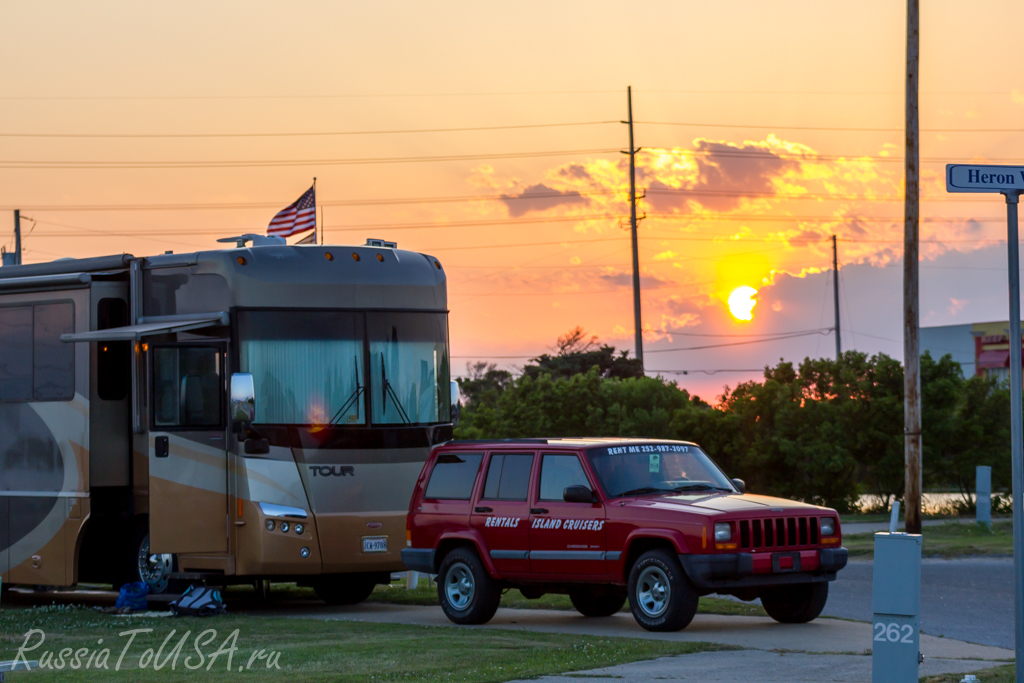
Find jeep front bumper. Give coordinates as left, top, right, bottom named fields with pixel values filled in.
left=679, top=547, right=848, bottom=592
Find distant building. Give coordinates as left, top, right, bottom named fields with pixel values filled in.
left=921, top=321, right=1018, bottom=382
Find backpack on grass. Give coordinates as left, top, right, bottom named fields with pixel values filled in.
left=115, top=582, right=150, bottom=611
left=169, top=585, right=226, bottom=617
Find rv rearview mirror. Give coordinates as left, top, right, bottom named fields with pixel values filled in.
left=450, top=380, right=461, bottom=427
left=230, top=373, right=256, bottom=424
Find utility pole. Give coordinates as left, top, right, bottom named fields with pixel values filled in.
left=14, top=209, right=22, bottom=265
left=832, top=235, right=841, bottom=360
left=623, top=86, right=644, bottom=370
left=903, top=0, right=922, bottom=535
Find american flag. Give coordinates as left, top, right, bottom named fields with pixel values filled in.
left=267, top=185, right=316, bottom=237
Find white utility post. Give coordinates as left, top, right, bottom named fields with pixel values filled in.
left=946, top=163, right=1024, bottom=681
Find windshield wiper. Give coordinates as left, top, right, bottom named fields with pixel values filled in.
left=329, top=357, right=365, bottom=425
left=380, top=353, right=411, bottom=424
left=616, top=486, right=677, bottom=497
left=672, top=483, right=732, bottom=492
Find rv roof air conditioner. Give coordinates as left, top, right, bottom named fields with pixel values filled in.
left=365, top=238, right=397, bottom=249
left=217, top=234, right=287, bottom=248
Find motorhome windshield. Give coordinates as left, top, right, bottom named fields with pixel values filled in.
left=238, top=310, right=450, bottom=426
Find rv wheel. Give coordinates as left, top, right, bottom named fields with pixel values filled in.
left=132, top=528, right=174, bottom=595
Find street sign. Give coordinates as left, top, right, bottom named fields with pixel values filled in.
left=947, top=162, right=1024, bottom=683
left=947, top=164, right=1024, bottom=193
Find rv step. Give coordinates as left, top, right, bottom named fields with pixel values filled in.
left=167, top=572, right=223, bottom=584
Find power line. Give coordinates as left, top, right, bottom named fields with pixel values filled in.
left=664, top=327, right=832, bottom=338
left=0, top=148, right=620, bottom=170
left=0, top=90, right=624, bottom=101
left=0, top=188, right=998, bottom=212
left=639, top=120, right=1024, bottom=133
left=5, top=145, right=1024, bottom=171
left=644, top=329, right=833, bottom=353
left=0, top=121, right=619, bottom=139
left=649, top=368, right=767, bottom=375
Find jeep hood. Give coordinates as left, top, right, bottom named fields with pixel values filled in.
left=633, top=492, right=824, bottom=513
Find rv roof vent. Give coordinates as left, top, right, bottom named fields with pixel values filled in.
left=217, top=234, right=287, bottom=249
left=365, top=238, right=397, bottom=249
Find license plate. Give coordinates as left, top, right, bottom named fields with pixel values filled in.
left=362, top=536, right=387, bottom=553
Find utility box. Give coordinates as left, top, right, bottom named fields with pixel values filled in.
left=872, top=532, right=922, bottom=683
left=976, top=466, right=992, bottom=526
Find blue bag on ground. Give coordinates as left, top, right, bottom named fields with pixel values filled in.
left=115, top=582, right=150, bottom=611
left=169, top=585, right=227, bottom=617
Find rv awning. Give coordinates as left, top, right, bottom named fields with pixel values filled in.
left=60, top=312, right=229, bottom=343
left=977, top=349, right=1010, bottom=369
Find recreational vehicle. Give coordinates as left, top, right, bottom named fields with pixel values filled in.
left=0, top=236, right=454, bottom=604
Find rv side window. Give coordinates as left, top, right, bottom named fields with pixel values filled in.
left=97, top=298, right=130, bottom=401
left=0, top=305, right=32, bottom=401
left=423, top=453, right=483, bottom=500
left=0, top=302, right=75, bottom=403
left=152, top=346, right=222, bottom=428
left=34, top=303, right=75, bottom=401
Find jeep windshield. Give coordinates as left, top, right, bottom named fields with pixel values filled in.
left=586, top=444, right=735, bottom=498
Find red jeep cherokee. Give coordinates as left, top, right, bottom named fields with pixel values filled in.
left=401, top=439, right=848, bottom=632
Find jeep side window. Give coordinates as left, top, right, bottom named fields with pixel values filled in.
left=538, top=454, right=590, bottom=501
left=424, top=453, right=483, bottom=500
left=482, top=453, right=533, bottom=501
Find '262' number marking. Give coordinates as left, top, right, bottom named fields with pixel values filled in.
left=874, top=622, right=914, bottom=644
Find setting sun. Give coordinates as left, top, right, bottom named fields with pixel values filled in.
left=728, top=286, right=758, bottom=321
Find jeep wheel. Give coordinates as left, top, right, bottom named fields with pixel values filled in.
left=569, top=587, right=627, bottom=617
left=437, top=547, right=501, bottom=625
left=627, top=549, right=698, bottom=632
left=760, top=582, right=829, bottom=624
left=314, top=574, right=378, bottom=605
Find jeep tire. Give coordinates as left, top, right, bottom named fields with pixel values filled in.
left=314, top=573, right=378, bottom=606
left=569, top=587, right=627, bottom=617
left=437, top=547, right=501, bottom=625
left=627, top=549, right=699, bottom=631
left=760, top=582, right=829, bottom=624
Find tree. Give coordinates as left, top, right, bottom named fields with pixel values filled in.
left=523, top=326, right=644, bottom=380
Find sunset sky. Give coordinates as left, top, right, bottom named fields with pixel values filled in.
left=3, top=0, right=1024, bottom=401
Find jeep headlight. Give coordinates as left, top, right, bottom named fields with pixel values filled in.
left=714, top=522, right=732, bottom=542
left=820, top=518, right=835, bottom=536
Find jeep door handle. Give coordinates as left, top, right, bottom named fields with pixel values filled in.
left=474, top=506, right=493, bottom=513
left=530, top=508, right=548, bottom=515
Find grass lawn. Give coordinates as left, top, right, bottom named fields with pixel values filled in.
left=844, top=521, right=1013, bottom=559
left=363, top=580, right=768, bottom=617
left=0, top=604, right=729, bottom=683
left=921, top=664, right=1014, bottom=682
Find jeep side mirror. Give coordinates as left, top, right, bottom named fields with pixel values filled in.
left=563, top=485, right=596, bottom=504
left=731, top=478, right=746, bottom=494
left=230, top=373, right=256, bottom=424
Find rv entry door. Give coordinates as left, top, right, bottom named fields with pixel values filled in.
left=148, top=343, right=228, bottom=554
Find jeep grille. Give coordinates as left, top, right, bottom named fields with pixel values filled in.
left=738, top=517, right=821, bottom=549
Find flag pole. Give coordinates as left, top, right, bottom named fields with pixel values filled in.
left=313, top=177, right=318, bottom=245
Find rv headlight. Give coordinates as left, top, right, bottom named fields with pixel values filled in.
left=820, top=518, right=835, bottom=536
left=265, top=519, right=275, bottom=531
left=714, top=522, right=732, bottom=542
